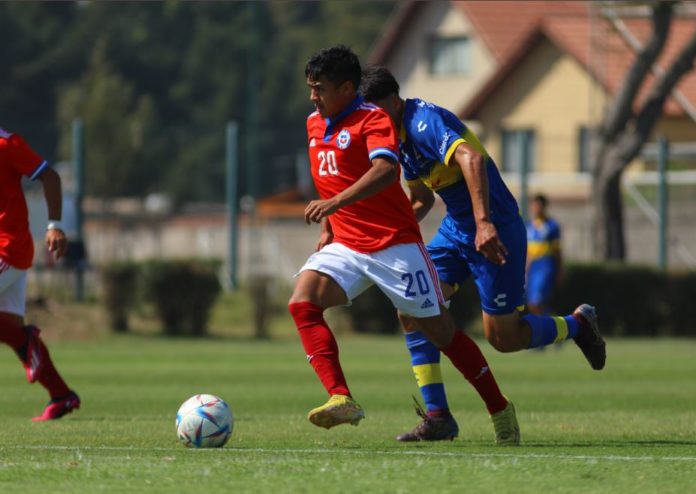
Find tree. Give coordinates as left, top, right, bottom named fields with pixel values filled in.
left=592, top=1, right=696, bottom=260
left=56, top=37, right=156, bottom=198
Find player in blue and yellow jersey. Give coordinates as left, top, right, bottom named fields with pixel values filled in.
left=526, top=194, right=562, bottom=316
left=360, top=66, right=605, bottom=442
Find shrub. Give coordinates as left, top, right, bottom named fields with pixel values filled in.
left=101, top=262, right=139, bottom=332
left=142, top=260, right=222, bottom=336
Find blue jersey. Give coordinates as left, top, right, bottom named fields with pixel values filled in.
left=527, top=217, right=561, bottom=266
left=400, top=98, right=519, bottom=243
left=526, top=217, right=561, bottom=306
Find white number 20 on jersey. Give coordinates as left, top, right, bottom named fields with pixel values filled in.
left=317, top=150, right=339, bottom=176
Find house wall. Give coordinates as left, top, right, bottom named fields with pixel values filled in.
left=654, top=117, right=696, bottom=143
left=384, top=2, right=497, bottom=111
left=476, top=39, right=609, bottom=177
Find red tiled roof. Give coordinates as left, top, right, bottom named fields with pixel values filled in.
left=369, top=1, right=587, bottom=65
left=456, top=1, right=588, bottom=61
left=461, top=14, right=696, bottom=118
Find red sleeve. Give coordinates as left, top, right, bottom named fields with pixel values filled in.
left=7, top=134, right=46, bottom=179
left=363, top=109, right=400, bottom=163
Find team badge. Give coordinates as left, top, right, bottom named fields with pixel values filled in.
left=336, top=129, right=351, bottom=149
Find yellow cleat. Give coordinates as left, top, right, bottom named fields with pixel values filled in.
left=308, top=394, right=365, bottom=429
left=491, top=400, right=520, bottom=445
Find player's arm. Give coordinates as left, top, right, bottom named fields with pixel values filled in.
left=37, top=167, right=68, bottom=259
left=407, top=180, right=435, bottom=222
left=450, top=142, right=508, bottom=265
left=304, top=157, right=398, bottom=224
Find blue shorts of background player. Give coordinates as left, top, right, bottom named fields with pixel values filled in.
left=429, top=216, right=527, bottom=316
left=526, top=261, right=558, bottom=310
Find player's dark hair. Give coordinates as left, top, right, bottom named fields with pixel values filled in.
left=533, top=194, right=548, bottom=207
left=305, top=45, right=361, bottom=91
left=359, top=65, right=400, bottom=101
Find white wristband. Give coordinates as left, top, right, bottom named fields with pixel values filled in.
left=47, top=220, right=64, bottom=231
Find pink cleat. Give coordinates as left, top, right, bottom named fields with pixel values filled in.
left=33, top=391, right=81, bottom=421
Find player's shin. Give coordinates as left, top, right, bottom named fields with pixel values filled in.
left=523, top=313, right=579, bottom=349
left=442, top=331, right=508, bottom=414
left=404, top=331, right=450, bottom=414
left=289, top=301, right=351, bottom=396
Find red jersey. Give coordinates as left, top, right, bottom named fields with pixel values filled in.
left=0, top=129, right=48, bottom=269
left=306, top=96, right=422, bottom=253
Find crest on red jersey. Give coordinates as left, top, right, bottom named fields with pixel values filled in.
left=336, top=129, right=351, bottom=150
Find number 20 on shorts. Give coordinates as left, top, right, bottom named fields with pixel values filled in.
left=402, top=270, right=430, bottom=297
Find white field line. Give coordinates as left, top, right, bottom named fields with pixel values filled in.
left=4, top=445, right=696, bottom=463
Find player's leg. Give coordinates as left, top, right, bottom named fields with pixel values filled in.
left=288, top=243, right=370, bottom=428
left=0, top=266, right=79, bottom=420
left=477, top=219, right=605, bottom=369
left=419, top=231, right=510, bottom=415
left=373, top=242, right=519, bottom=444
left=395, top=233, right=461, bottom=440
left=397, top=302, right=458, bottom=441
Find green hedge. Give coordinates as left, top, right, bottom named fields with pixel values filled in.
left=102, top=262, right=139, bottom=332
left=342, top=263, right=696, bottom=337
left=101, top=259, right=222, bottom=336
left=552, top=263, right=696, bottom=337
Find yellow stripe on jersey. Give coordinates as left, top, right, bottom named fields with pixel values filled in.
left=444, top=128, right=490, bottom=165
left=528, top=240, right=557, bottom=259
left=417, top=161, right=462, bottom=191
left=413, top=363, right=443, bottom=387
left=444, top=137, right=466, bottom=167
left=408, top=128, right=491, bottom=193
left=553, top=316, right=569, bottom=343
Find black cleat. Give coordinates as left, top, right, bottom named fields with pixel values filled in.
left=396, top=397, right=459, bottom=442
left=573, top=304, right=606, bottom=370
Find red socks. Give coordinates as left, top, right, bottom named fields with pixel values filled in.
left=288, top=301, right=351, bottom=397
left=442, top=331, right=508, bottom=414
left=32, top=335, right=70, bottom=398
left=0, top=317, right=29, bottom=353
left=0, top=319, right=70, bottom=398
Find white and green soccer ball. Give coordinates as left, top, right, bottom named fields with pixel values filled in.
left=176, top=394, right=233, bottom=448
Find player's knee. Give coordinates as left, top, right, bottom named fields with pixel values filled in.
left=484, top=324, right=523, bottom=352
left=287, top=293, right=307, bottom=306
left=485, top=332, right=515, bottom=353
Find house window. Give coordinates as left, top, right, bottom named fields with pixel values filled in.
left=429, top=36, right=471, bottom=75
left=501, top=129, right=535, bottom=172
left=578, top=126, right=593, bottom=173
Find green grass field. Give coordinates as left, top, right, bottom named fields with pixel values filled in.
left=0, top=334, right=694, bottom=493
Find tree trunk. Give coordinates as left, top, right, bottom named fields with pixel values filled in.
left=602, top=170, right=625, bottom=260
left=593, top=144, right=626, bottom=260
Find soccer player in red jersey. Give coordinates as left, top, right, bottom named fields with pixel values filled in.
left=287, top=45, right=519, bottom=444
left=0, top=128, right=80, bottom=420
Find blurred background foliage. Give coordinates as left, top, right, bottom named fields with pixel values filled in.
left=1, top=1, right=396, bottom=205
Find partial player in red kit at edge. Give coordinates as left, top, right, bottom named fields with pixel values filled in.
left=287, top=45, right=519, bottom=444
left=0, top=128, right=80, bottom=420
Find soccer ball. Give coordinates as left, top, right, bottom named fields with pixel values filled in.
left=176, top=394, right=233, bottom=448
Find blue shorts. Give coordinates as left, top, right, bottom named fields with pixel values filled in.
left=526, top=259, right=557, bottom=306
left=427, top=216, right=527, bottom=315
